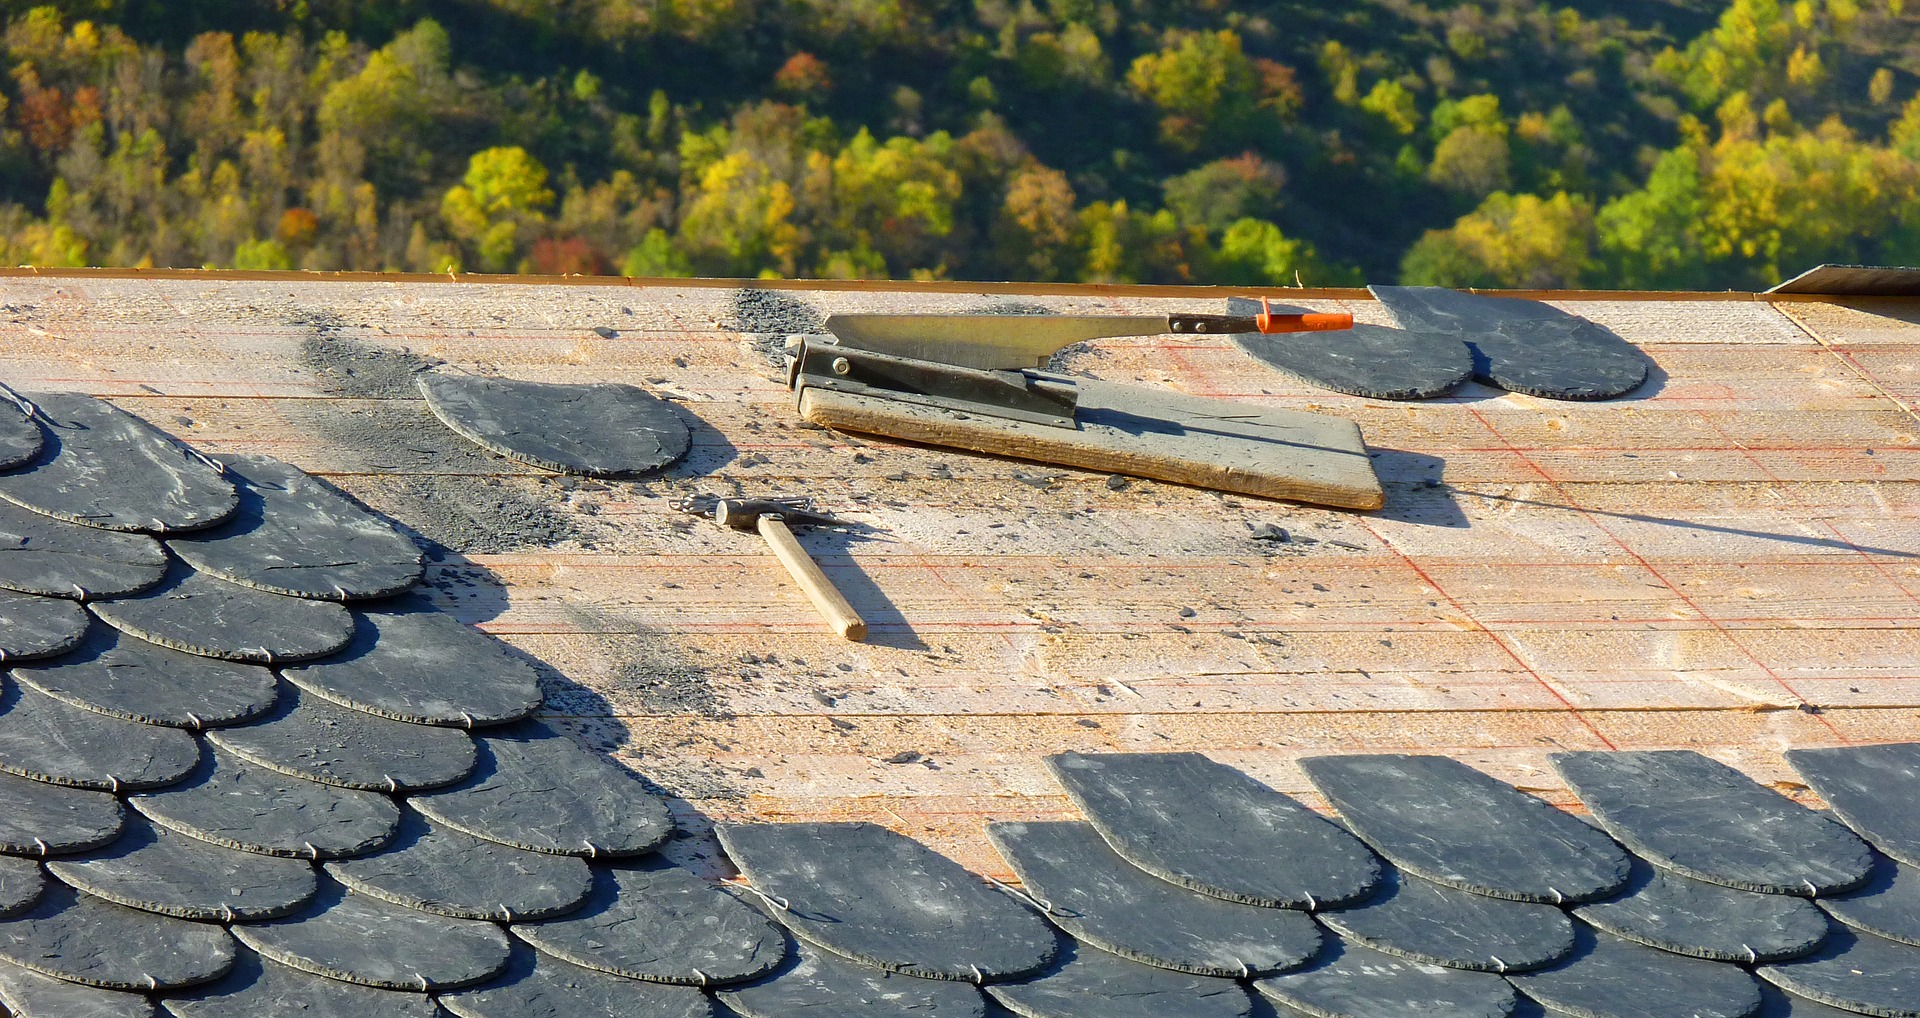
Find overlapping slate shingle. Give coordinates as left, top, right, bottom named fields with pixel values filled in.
left=440, top=944, right=713, bottom=1018
left=0, top=856, right=43, bottom=917
left=205, top=683, right=477, bottom=793
left=130, top=748, right=399, bottom=859
left=0, top=501, right=166, bottom=600
left=11, top=626, right=278, bottom=729
left=0, top=771, right=124, bottom=855
left=1369, top=286, right=1650, bottom=400
left=0, top=393, right=236, bottom=533
left=1317, top=867, right=1574, bottom=973
left=510, top=863, right=786, bottom=986
left=0, top=590, right=88, bottom=660
left=161, top=947, right=443, bottom=1018
left=0, top=396, right=42, bottom=471
left=280, top=603, right=543, bottom=727
left=1822, top=856, right=1920, bottom=947
left=1759, top=926, right=1920, bottom=1018
left=92, top=568, right=356, bottom=665
left=1254, top=936, right=1517, bottom=1018
left=232, top=880, right=511, bottom=992
left=46, top=814, right=316, bottom=922
left=1507, top=925, right=1763, bottom=1018
left=1573, top=858, right=1831, bottom=963
left=0, top=678, right=201, bottom=791
left=0, top=881, right=235, bottom=990
left=987, top=940, right=1254, bottom=1018
left=1787, top=744, right=1920, bottom=868
left=324, top=810, right=592, bottom=921
left=0, top=955, right=157, bottom=1018
left=719, top=939, right=986, bottom=1018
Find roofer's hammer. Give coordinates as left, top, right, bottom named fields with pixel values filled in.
left=680, top=496, right=868, bottom=642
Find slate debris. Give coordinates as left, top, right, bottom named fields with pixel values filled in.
left=0, top=678, right=202, bottom=791
left=205, top=683, right=477, bottom=793
left=1254, top=935, right=1518, bottom=1018
left=0, top=881, right=235, bottom=991
left=0, top=856, right=43, bottom=917
left=280, top=602, right=543, bottom=727
left=1552, top=750, right=1873, bottom=896
left=1786, top=744, right=1920, bottom=868
left=986, top=940, right=1254, bottom=1018
left=417, top=372, right=692, bottom=477
left=0, top=771, right=125, bottom=856
left=0, top=396, right=42, bottom=471
left=46, top=814, right=317, bottom=922
left=511, top=863, right=786, bottom=986
left=130, top=748, right=399, bottom=860
left=1300, top=754, right=1630, bottom=904
left=0, top=956, right=158, bottom=1018
left=1226, top=296, right=1472, bottom=400
left=231, top=880, right=511, bottom=992
left=91, top=567, right=357, bottom=665
left=166, top=454, right=424, bottom=601
left=441, top=944, right=713, bottom=1018
left=1045, top=750, right=1380, bottom=909
left=1369, top=285, right=1650, bottom=400
left=162, top=948, right=444, bottom=1018
left=1574, top=857, right=1832, bottom=964
left=0, top=501, right=167, bottom=600
left=720, top=939, right=987, bottom=1018
left=0, top=589, right=88, bottom=661
left=1759, top=925, right=1920, bottom=1018
left=716, top=821, right=1058, bottom=983
left=1317, top=867, right=1575, bottom=973
left=986, top=820, right=1321, bottom=978
left=0, top=393, right=237, bottom=533
left=324, top=810, right=593, bottom=921
left=11, top=625, right=279, bottom=729
left=1819, top=855, right=1920, bottom=948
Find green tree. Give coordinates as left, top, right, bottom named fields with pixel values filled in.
left=1401, top=191, right=1595, bottom=288
left=440, top=146, right=555, bottom=272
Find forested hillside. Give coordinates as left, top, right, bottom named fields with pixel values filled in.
left=1, top=0, right=1918, bottom=288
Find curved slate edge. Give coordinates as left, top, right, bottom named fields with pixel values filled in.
left=0, top=393, right=237, bottom=534
left=1507, top=926, right=1763, bottom=1018
left=986, top=941, right=1252, bottom=1018
left=1575, top=858, right=1832, bottom=963
left=0, top=400, right=42, bottom=472
left=0, top=591, right=89, bottom=661
left=0, top=771, right=125, bottom=856
left=1045, top=750, right=1380, bottom=909
left=1367, top=286, right=1650, bottom=401
left=1318, top=868, right=1575, bottom=973
left=1226, top=298, right=1472, bottom=401
left=0, top=955, right=158, bottom=1018
left=1253, top=936, right=1517, bottom=1018
left=203, top=684, right=477, bottom=793
left=130, top=748, right=400, bottom=860
left=0, top=501, right=166, bottom=601
left=90, top=568, right=356, bottom=665
left=1551, top=750, right=1873, bottom=897
left=1758, top=983, right=1899, bottom=1017
left=0, top=882, right=236, bottom=991
left=0, top=678, right=202, bottom=792
left=418, top=373, right=692, bottom=478
left=45, top=815, right=317, bottom=922
left=0, top=856, right=44, bottom=917
left=280, top=605, right=543, bottom=728
left=510, top=863, right=787, bottom=987
left=1787, top=744, right=1920, bottom=869
left=986, top=820, right=1319, bottom=977
left=324, top=811, right=593, bottom=921
left=716, top=821, right=1056, bottom=983
left=10, top=626, right=279, bottom=729
left=1823, top=856, right=1920, bottom=948
left=719, top=939, right=985, bottom=1018
left=230, top=881, right=511, bottom=992
left=441, top=944, right=713, bottom=1018
left=160, top=948, right=443, bottom=1018
left=1758, top=927, right=1920, bottom=1018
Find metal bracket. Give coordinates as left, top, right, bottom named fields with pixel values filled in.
left=789, top=336, right=1080, bottom=429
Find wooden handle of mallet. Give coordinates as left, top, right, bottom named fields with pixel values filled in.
left=755, top=515, right=868, bottom=642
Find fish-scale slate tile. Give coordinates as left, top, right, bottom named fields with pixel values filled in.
left=1552, top=751, right=1872, bottom=897
left=986, top=820, right=1319, bottom=978
left=716, top=821, right=1054, bottom=983
left=281, top=604, right=542, bottom=727
left=1507, top=926, right=1763, bottom=1018
left=205, top=683, right=476, bottom=793
left=1255, top=935, right=1517, bottom=1018
left=986, top=941, right=1253, bottom=1018
left=0, top=678, right=201, bottom=791
left=1820, top=856, right=1920, bottom=948
left=130, top=747, right=399, bottom=859
left=0, top=881, right=234, bottom=990
left=10, top=626, right=277, bottom=729
left=440, top=943, right=712, bottom=1018
left=1759, top=983, right=1891, bottom=1017
left=0, top=501, right=166, bottom=600
left=0, top=955, right=156, bottom=1018
left=91, top=568, right=356, bottom=665
left=232, top=879, right=510, bottom=992
left=0, top=856, right=42, bottom=916
left=410, top=719, right=670, bottom=857
left=162, top=947, right=442, bottom=1018
left=1574, top=858, right=1831, bottom=963
left=417, top=373, right=691, bottom=477
left=1226, top=297, right=1472, bottom=401
left=0, top=397, right=41, bottom=471
left=1759, top=926, right=1920, bottom=1018
left=46, top=814, right=317, bottom=922
left=165, top=454, right=423, bottom=601
left=0, top=771, right=124, bottom=856
left=511, top=863, right=785, bottom=986
left=1786, top=744, right=1920, bottom=868
left=325, top=810, right=591, bottom=921
left=1369, top=286, right=1649, bottom=400
left=719, top=939, right=986, bottom=1018
left=0, top=393, right=236, bottom=534
left=0, top=590, right=88, bottom=661
left=1045, top=751, right=1379, bottom=909
left=1300, top=755, right=1629, bottom=904
left=1318, top=867, right=1575, bottom=973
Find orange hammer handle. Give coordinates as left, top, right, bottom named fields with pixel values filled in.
left=1257, top=311, right=1353, bottom=333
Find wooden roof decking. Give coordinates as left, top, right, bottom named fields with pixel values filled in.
left=1, top=272, right=1914, bottom=880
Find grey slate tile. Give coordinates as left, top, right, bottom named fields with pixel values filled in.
left=1368, top=287, right=1649, bottom=400
left=1227, top=296, right=1471, bottom=401
left=417, top=373, right=691, bottom=478
left=0, top=393, right=236, bottom=534
left=325, top=810, right=592, bottom=921
left=0, top=590, right=88, bottom=660
left=1786, top=744, right=1920, bottom=868
left=719, top=939, right=986, bottom=1018
left=1758, top=926, right=1920, bottom=1018
left=986, top=940, right=1254, bottom=1018
left=281, top=604, right=542, bottom=728
left=1507, top=925, right=1763, bottom=1018
left=0, top=955, right=157, bottom=1018
left=0, top=398, right=41, bottom=471
left=1254, top=935, right=1517, bottom=1018
left=91, top=568, right=356, bottom=665
left=1822, top=855, right=1920, bottom=947
left=231, top=880, right=511, bottom=992
left=11, top=625, right=278, bottom=729
left=0, top=501, right=165, bottom=601
left=1574, top=858, right=1831, bottom=963
left=0, top=770, right=124, bottom=856
left=1318, top=867, right=1575, bottom=973
left=162, top=947, right=444, bottom=1018
left=0, top=677, right=201, bottom=791
left=205, top=683, right=477, bottom=793
left=130, top=746, right=399, bottom=859
left=46, top=813, right=317, bottom=921
left=440, top=943, right=712, bottom=1018
left=0, top=881, right=235, bottom=991
left=0, top=856, right=42, bottom=917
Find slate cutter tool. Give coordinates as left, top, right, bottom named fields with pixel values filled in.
left=675, top=495, right=868, bottom=642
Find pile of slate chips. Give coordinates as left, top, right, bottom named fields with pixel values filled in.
left=0, top=390, right=781, bottom=1017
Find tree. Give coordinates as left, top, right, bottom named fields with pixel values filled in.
left=1126, top=29, right=1259, bottom=151
left=1162, top=154, right=1287, bottom=233
left=1401, top=191, right=1595, bottom=288
left=440, top=146, right=555, bottom=272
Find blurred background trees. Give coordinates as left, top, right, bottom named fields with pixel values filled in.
left=0, top=0, right=1916, bottom=287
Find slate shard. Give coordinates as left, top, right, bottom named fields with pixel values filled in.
left=986, top=820, right=1320, bottom=977
left=1575, top=857, right=1832, bottom=963
left=1369, top=286, right=1650, bottom=400
left=130, top=747, right=399, bottom=859
left=417, top=372, right=691, bottom=477
left=0, top=956, right=158, bottom=1018
left=987, top=941, right=1253, bottom=1018
left=0, top=396, right=41, bottom=471
left=0, top=881, right=234, bottom=990
left=325, top=811, right=592, bottom=921
left=0, top=501, right=166, bottom=600
left=0, top=590, right=87, bottom=661
left=410, top=719, right=670, bottom=857
left=511, top=863, right=786, bottom=986
left=0, top=678, right=201, bottom=791
left=1508, top=926, right=1763, bottom=1018
left=1045, top=751, right=1379, bottom=909
left=1255, top=936, right=1516, bottom=1018
left=1318, top=867, right=1574, bottom=973
left=0, top=771, right=124, bottom=856
left=166, top=454, right=423, bottom=601
left=1227, top=297, right=1471, bottom=400
left=1300, top=754, right=1629, bottom=904
left=0, top=856, right=43, bottom=917
left=281, top=603, right=543, bottom=727
left=721, top=939, right=987, bottom=1018
left=0, top=392, right=237, bottom=533
left=205, top=683, right=477, bottom=793
left=91, top=567, right=356, bottom=664
left=1821, top=856, right=1920, bottom=948
left=11, top=625, right=278, bottom=729
left=1759, top=926, right=1920, bottom=1018
left=232, top=880, right=510, bottom=992
left=716, top=821, right=1056, bottom=982
left=1552, top=750, right=1872, bottom=896
left=1786, top=744, right=1920, bottom=868
left=442, top=944, right=713, bottom=1018
left=162, top=948, right=443, bottom=1018
left=47, top=814, right=317, bottom=922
